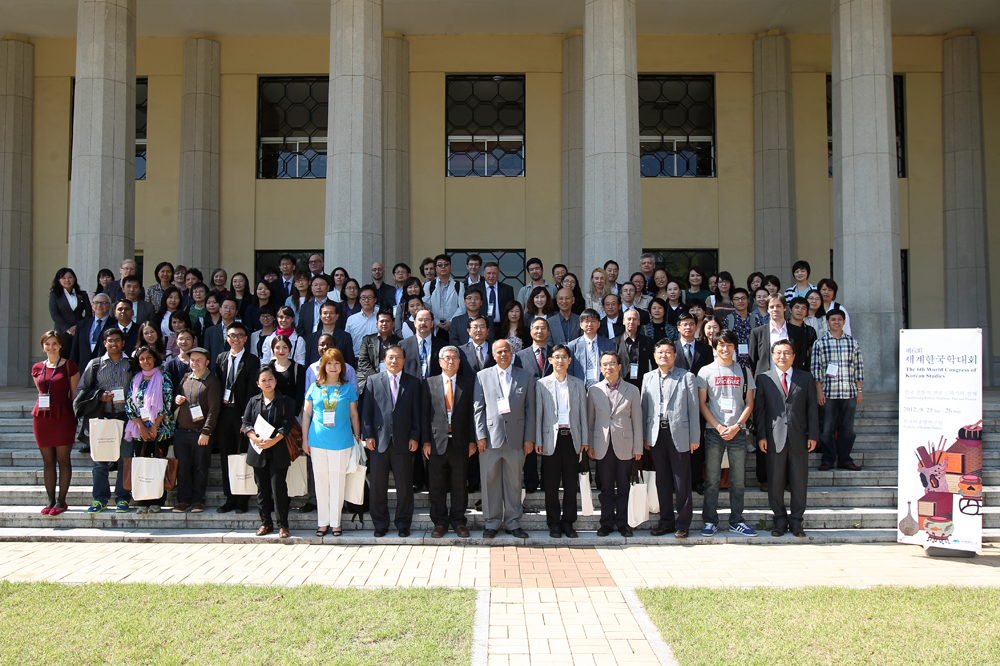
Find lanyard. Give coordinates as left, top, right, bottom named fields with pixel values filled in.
left=321, top=384, right=341, bottom=411
left=40, top=364, right=54, bottom=395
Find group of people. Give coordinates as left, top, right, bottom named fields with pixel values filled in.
left=32, top=251, right=864, bottom=538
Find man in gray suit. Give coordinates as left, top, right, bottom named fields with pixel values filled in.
left=567, top=309, right=616, bottom=387
left=588, top=352, right=643, bottom=537
left=473, top=339, right=536, bottom=539
left=534, top=344, right=589, bottom=538
left=640, top=339, right=701, bottom=538
left=547, top=288, right=581, bottom=346
left=753, top=339, right=818, bottom=537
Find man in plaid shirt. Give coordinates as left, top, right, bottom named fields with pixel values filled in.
left=811, top=309, right=864, bottom=471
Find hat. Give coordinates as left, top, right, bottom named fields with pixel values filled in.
left=188, top=347, right=211, bottom=359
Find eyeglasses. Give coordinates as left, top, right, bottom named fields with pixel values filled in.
left=441, top=356, right=460, bottom=363
left=359, top=295, right=375, bottom=301
left=227, top=333, right=247, bottom=340
left=436, top=262, right=450, bottom=267
left=308, top=259, right=323, bottom=265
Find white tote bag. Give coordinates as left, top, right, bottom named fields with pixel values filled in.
left=344, top=464, right=367, bottom=505
left=643, top=470, right=659, bottom=513
left=131, top=457, right=168, bottom=501
left=628, top=481, right=649, bottom=528
left=286, top=456, right=309, bottom=497
left=89, top=418, right=123, bottom=462
left=228, top=454, right=258, bottom=495
left=579, top=473, right=594, bottom=516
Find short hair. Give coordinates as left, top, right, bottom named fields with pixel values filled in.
left=392, top=262, right=411, bottom=274
left=439, top=345, right=461, bottom=359
left=256, top=364, right=277, bottom=381
left=654, top=338, right=677, bottom=352
left=121, top=275, right=140, bottom=286
left=465, top=254, right=482, bottom=265
left=311, top=274, right=331, bottom=287
left=119, top=259, right=136, bottom=269
left=465, top=289, right=482, bottom=300
left=551, top=344, right=571, bottom=356
left=187, top=268, right=204, bottom=282
left=318, top=333, right=336, bottom=344
left=817, top=278, right=839, bottom=297
left=434, top=253, right=451, bottom=265
left=190, top=282, right=208, bottom=294
left=225, top=321, right=248, bottom=335
left=792, top=260, right=811, bottom=276
left=764, top=274, right=782, bottom=290
left=789, top=296, right=809, bottom=310
left=468, top=314, right=488, bottom=329
left=770, top=339, right=795, bottom=355
left=257, top=304, right=276, bottom=317
left=316, top=348, right=348, bottom=385
left=92, top=293, right=111, bottom=304
left=39, top=330, right=63, bottom=348
left=483, top=261, right=499, bottom=270
left=552, top=263, right=567, bottom=275
left=767, top=294, right=787, bottom=308
left=175, top=328, right=195, bottom=339
left=686, top=298, right=706, bottom=311
left=320, top=300, right=339, bottom=314
left=115, top=298, right=133, bottom=310
left=676, top=312, right=696, bottom=324
left=712, top=329, right=739, bottom=348
left=640, top=253, right=655, bottom=262
left=603, top=259, right=619, bottom=270
left=599, top=351, right=620, bottom=365
left=278, top=253, right=296, bottom=265
left=205, top=292, right=222, bottom=306
left=746, top=271, right=765, bottom=290
left=580, top=308, right=601, bottom=322
left=530, top=317, right=549, bottom=330
left=731, top=287, right=749, bottom=300
left=753, top=287, right=770, bottom=299
left=602, top=293, right=621, bottom=307
left=102, top=327, right=124, bottom=342
left=376, top=309, right=395, bottom=322
left=825, top=308, right=847, bottom=321
left=384, top=344, right=405, bottom=359
left=359, top=284, right=378, bottom=298
left=174, top=264, right=187, bottom=273
left=221, top=297, right=239, bottom=309
left=526, top=257, right=543, bottom=270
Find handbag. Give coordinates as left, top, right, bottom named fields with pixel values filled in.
left=228, top=454, right=258, bottom=495
left=129, top=457, right=169, bottom=501
left=89, top=417, right=123, bottom=462
left=285, top=419, right=304, bottom=462
left=627, top=461, right=649, bottom=528
left=643, top=470, right=659, bottom=513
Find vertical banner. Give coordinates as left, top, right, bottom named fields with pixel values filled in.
left=898, top=329, right=983, bottom=552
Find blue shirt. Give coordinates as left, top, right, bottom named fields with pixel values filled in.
left=305, top=382, right=357, bottom=450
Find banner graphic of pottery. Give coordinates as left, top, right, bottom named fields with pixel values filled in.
left=897, top=329, right=983, bottom=552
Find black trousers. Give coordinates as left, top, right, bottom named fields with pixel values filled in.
left=215, top=406, right=248, bottom=506
left=412, top=449, right=428, bottom=490
left=467, top=450, right=481, bottom=492
left=174, top=428, right=212, bottom=504
left=428, top=436, right=469, bottom=528
left=766, top=441, right=809, bottom=530
left=370, top=442, right=414, bottom=531
left=597, top=450, right=631, bottom=529
left=543, top=432, right=579, bottom=529
left=523, top=450, right=540, bottom=492
left=254, top=460, right=290, bottom=529
left=650, top=428, right=693, bottom=530
left=691, top=420, right=706, bottom=488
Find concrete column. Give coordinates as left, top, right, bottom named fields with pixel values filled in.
left=0, top=37, right=33, bottom=386
left=583, top=0, right=641, bottom=279
left=562, top=32, right=584, bottom=279
left=382, top=32, right=408, bottom=269
left=326, top=0, right=383, bottom=280
left=831, top=0, right=902, bottom=393
left=176, top=37, right=220, bottom=273
left=67, top=0, right=137, bottom=288
left=943, top=33, right=993, bottom=384
left=753, top=32, right=797, bottom=280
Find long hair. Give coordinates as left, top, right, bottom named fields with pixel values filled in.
left=51, top=268, right=85, bottom=297
left=154, top=286, right=183, bottom=321
left=316, top=348, right=347, bottom=385
left=496, top=299, right=529, bottom=342
left=587, top=267, right=611, bottom=304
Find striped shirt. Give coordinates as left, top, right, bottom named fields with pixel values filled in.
left=811, top=332, right=864, bottom=399
left=95, top=353, right=135, bottom=414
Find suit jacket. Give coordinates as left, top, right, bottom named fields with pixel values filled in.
left=458, top=340, right=495, bottom=378
left=673, top=338, right=713, bottom=377
left=242, top=393, right=295, bottom=469
left=598, top=317, right=626, bottom=340
left=421, top=374, right=476, bottom=454
left=449, top=312, right=495, bottom=346
left=513, top=344, right=553, bottom=379
left=639, top=366, right=701, bottom=453
left=357, top=332, right=401, bottom=396
left=753, top=367, right=819, bottom=453
left=614, top=333, right=655, bottom=388
left=747, top=322, right=810, bottom=375
left=473, top=364, right=536, bottom=449
left=49, top=290, right=91, bottom=335
left=621, top=305, right=651, bottom=326
left=131, top=299, right=156, bottom=325
left=587, top=379, right=643, bottom=461
left=305, top=329, right=357, bottom=369
left=534, top=374, right=588, bottom=455
left=566, top=335, right=616, bottom=383
left=214, top=350, right=262, bottom=413
left=295, top=297, right=333, bottom=338
left=69, top=316, right=116, bottom=368
left=202, top=323, right=231, bottom=370
left=361, top=371, right=422, bottom=453
left=117, top=321, right=140, bottom=356
left=103, top=280, right=145, bottom=304
left=268, top=278, right=295, bottom=305
left=470, top=281, right=515, bottom=325
left=546, top=313, right=582, bottom=346
left=400, top=334, right=444, bottom=379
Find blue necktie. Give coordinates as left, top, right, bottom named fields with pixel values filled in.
left=91, top=318, right=103, bottom=348
left=489, top=287, right=497, bottom=321
left=420, top=339, right=428, bottom=378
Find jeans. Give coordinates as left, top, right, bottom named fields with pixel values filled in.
left=92, top=437, right=134, bottom=505
left=702, top=428, right=747, bottom=526
left=819, top=398, right=857, bottom=467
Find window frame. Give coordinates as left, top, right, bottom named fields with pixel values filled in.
left=637, top=74, right=717, bottom=178
left=445, top=74, right=526, bottom=178
left=256, top=76, right=330, bottom=180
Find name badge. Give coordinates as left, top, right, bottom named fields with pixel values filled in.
left=323, top=409, right=336, bottom=427
left=558, top=410, right=570, bottom=428
left=488, top=303, right=494, bottom=317
left=379, top=361, right=387, bottom=373
left=738, top=344, right=749, bottom=356
left=112, top=388, right=126, bottom=402
left=719, top=397, right=735, bottom=414
left=825, top=363, right=839, bottom=377
left=586, top=367, right=598, bottom=383
left=140, top=405, right=152, bottom=421
left=223, top=388, right=232, bottom=403
left=189, top=403, right=204, bottom=421
left=630, top=363, right=639, bottom=379
left=497, top=397, right=511, bottom=415
left=38, top=395, right=50, bottom=409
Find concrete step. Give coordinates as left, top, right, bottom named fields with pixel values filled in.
left=0, top=419, right=34, bottom=433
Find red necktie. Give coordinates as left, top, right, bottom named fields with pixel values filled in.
left=537, top=348, right=544, bottom=374
left=781, top=372, right=789, bottom=396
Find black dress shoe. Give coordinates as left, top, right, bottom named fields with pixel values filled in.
left=549, top=527, right=562, bottom=538
left=455, top=525, right=471, bottom=538
left=398, top=528, right=411, bottom=538
left=818, top=463, right=833, bottom=471
left=562, top=526, right=579, bottom=539
left=759, top=482, right=769, bottom=492
left=650, top=524, right=674, bottom=537
left=839, top=463, right=862, bottom=471
left=216, top=501, right=236, bottom=514
left=298, top=503, right=316, bottom=513
left=771, top=529, right=784, bottom=537
left=483, top=529, right=498, bottom=539
left=508, top=528, right=529, bottom=538
left=619, top=525, right=634, bottom=537
left=373, top=528, right=388, bottom=537
left=596, top=526, right=613, bottom=537
left=234, top=506, right=247, bottom=514
left=793, top=529, right=807, bottom=537
left=674, top=529, right=688, bottom=539
left=79, top=445, right=91, bottom=454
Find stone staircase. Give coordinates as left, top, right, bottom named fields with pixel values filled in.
left=0, top=390, right=995, bottom=546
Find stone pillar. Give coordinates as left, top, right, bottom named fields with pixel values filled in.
left=67, top=0, right=137, bottom=288
left=0, top=37, right=33, bottom=386
left=831, top=0, right=902, bottom=393
left=562, top=32, right=584, bottom=279
left=583, top=0, right=641, bottom=279
left=326, top=0, right=383, bottom=280
left=943, top=34, right=993, bottom=384
left=753, top=32, right=797, bottom=280
left=382, top=32, right=408, bottom=269
left=177, top=37, right=220, bottom=273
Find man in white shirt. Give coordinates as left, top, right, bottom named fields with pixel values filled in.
left=567, top=309, right=615, bottom=387
left=603, top=260, right=621, bottom=294
left=600, top=294, right=624, bottom=339
left=345, top=285, right=380, bottom=355
left=423, top=253, right=466, bottom=340
left=516, top=257, right=557, bottom=306
left=477, top=263, right=514, bottom=325
left=465, top=254, right=483, bottom=288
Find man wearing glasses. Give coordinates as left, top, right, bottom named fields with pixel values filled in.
left=423, top=254, right=466, bottom=343
left=390, top=263, right=411, bottom=308
left=212, top=321, right=261, bottom=514
left=722, top=288, right=756, bottom=372
left=307, top=254, right=326, bottom=280
left=345, top=285, right=381, bottom=356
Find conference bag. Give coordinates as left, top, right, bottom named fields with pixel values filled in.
left=228, top=454, right=258, bottom=495
left=579, top=453, right=594, bottom=517
left=627, top=461, right=649, bottom=528
left=89, top=418, right=124, bottom=462
left=129, top=457, right=169, bottom=501
left=643, top=470, right=659, bottom=513
left=344, top=437, right=368, bottom=505
left=286, top=455, right=309, bottom=497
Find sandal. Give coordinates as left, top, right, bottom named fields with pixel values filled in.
left=332, top=528, right=342, bottom=537
left=316, top=526, right=330, bottom=537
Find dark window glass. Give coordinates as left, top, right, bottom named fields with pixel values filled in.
left=447, top=249, right=526, bottom=291
left=446, top=75, right=525, bottom=177
left=642, top=249, right=718, bottom=289
left=828, top=74, right=905, bottom=177
left=258, top=77, right=329, bottom=179
left=638, top=75, right=716, bottom=178
left=254, top=250, right=324, bottom=283
left=135, top=78, right=147, bottom=180
left=900, top=249, right=909, bottom=328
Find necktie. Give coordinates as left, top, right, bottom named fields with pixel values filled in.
left=536, top=347, right=544, bottom=375
left=285, top=279, right=291, bottom=295
left=91, top=318, right=102, bottom=347
left=685, top=343, right=693, bottom=366
left=445, top=376, right=454, bottom=411
left=781, top=372, right=789, bottom=396
left=588, top=341, right=598, bottom=385
left=489, top=287, right=497, bottom=320
left=390, top=373, right=399, bottom=406
left=477, top=344, right=486, bottom=367
left=420, top=339, right=428, bottom=377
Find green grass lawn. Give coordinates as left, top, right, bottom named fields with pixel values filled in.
left=0, top=582, right=475, bottom=665
left=638, top=586, right=1000, bottom=666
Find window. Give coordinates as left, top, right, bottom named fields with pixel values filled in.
left=828, top=74, right=906, bottom=177
left=135, top=78, right=147, bottom=180
left=447, top=249, right=526, bottom=291
left=254, top=250, right=323, bottom=283
left=446, top=75, right=525, bottom=177
left=638, top=75, right=716, bottom=178
left=642, top=249, right=718, bottom=289
left=257, top=77, right=329, bottom=179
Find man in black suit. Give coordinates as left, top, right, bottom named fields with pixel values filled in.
left=212, top=321, right=261, bottom=514
left=113, top=300, right=140, bottom=356
left=202, top=297, right=238, bottom=369
left=70, top=294, right=115, bottom=370
left=421, top=346, right=476, bottom=538
left=400, top=309, right=443, bottom=381
left=614, top=309, right=654, bottom=389
left=753, top=339, right=818, bottom=537
left=369, top=262, right=397, bottom=312
left=357, top=311, right=400, bottom=397
left=268, top=254, right=297, bottom=305
left=122, top=275, right=155, bottom=324
left=307, top=253, right=326, bottom=280
left=450, top=288, right=493, bottom=347
left=103, top=259, right=145, bottom=303
left=305, top=301, right=356, bottom=368
left=295, top=275, right=334, bottom=338
left=458, top=315, right=495, bottom=379
left=599, top=293, right=625, bottom=339
left=471, top=262, right=514, bottom=327
left=619, top=283, right=651, bottom=326
left=672, top=312, right=712, bottom=490
left=362, top=345, right=422, bottom=537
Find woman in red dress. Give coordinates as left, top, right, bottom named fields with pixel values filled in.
left=31, top=331, right=80, bottom=516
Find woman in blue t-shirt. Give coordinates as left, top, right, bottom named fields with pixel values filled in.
left=302, top=348, right=360, bottom=537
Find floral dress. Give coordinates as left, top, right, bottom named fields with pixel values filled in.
left=125, top=371, right=176, bottom=456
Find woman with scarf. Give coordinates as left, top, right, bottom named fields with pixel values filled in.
left=124, top=346, right=176, bottom=514
left=260, top=306, right=306, bottom=365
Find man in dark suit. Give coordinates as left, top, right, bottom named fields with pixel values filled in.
left=547, top=288, right=581, bottom=346
left=295, top=275, right=334, bottom=338
left=400, top=309, right=443, bottom=381
left=458, top=315, right=495, bottom=379
left=362, top=345, right=422, bottom=537
left=357, top=311, right=401, bottom=397
left=113, top=300, right=140, bottom=356
left=305, top=301, right=356, bottom=368
left=421, top=346, right=476, bottom=538
left=121, top=275, right=155, bottom=324
left=614, top=309, right=654, bottom=389
left=369, top=262, right=397, bottom=312
left=268, top=254, right=297, bottom=305
left=672, top=311, right=712, bottom=491
left=70, top=294, right=115, bottom=370
left=449, top=288, right=493, bottom=346
left=103, top=259, right=144, bottom=303
left=599, top=293, right=625, bottom=339
left=212, top=321, right=261, bottom=513
left=567, top=309, right=616, bottom=387
left=202, top=297, right=239, bottom=369
left=470, top=262, right=514, bottom=326
left=753, top=339, right=819, bottom=537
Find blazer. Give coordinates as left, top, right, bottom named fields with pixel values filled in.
left=458, top=339, right=495, bottom=378
left=361, top=371, right=422, bottom=453
left=614, top=332, right=655, bottom=388
left=621, top=305, right=651, bottom=326
left=305, top=329, right=357, bottom=369
left=753, top=367, right=819, bottom=453
left=131, top=299, right=156, bottom=325
left=566, top=335, right=616, bottom=383
left=116, top=321, right=140, bottom=356
left=421, top=374, right=476, bottom=454
left=546, top=313, right=582, bottom=346
left=202, top=323, right=231, bottom=370
left=103, top=280, right=145, bottom=304
left=357, top=332, right=401, bottom=396
left=268, top=278, right=295, bottom=306
left=587, top=379, right=643, bottom=461
left=400, top=334, right=444, bottom=379
left=598, top=318, right=626, bottom=340
left=242, top=392, right=295, bottom=469
left=473, top=364, right=536, bottom=449
left=534, top=374, right=588, bottom=455
left=49, top=290, right=92, bottom=335
left=747, top=322, right=810, bottom=375
left=470, top=281, right=515, bottom=325
left=513, top=344, right=553, bottom=379
left=69, top=315, right=116, bottom=368
left=449, top=313, right=495, bottom=346
left=214, top=350, right=262, bottom=412
left=673, top=338, right=713, bottom=377
left=375, top=282, right=397, bottom=312
left=295, top=297, right=332, bottom=338
left=639, top=366, right=701, bottom=453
